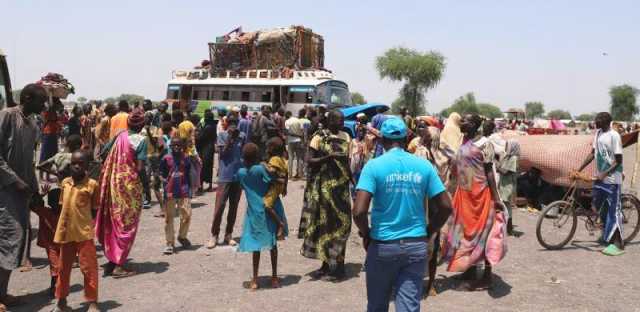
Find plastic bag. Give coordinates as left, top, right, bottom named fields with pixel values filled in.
left=486, top=211, right=508, bottom=266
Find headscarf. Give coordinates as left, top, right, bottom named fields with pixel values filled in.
left=426, top=127, right=441, bottom=151
left=441, top=112, right=463, bottom=152
left=127, top=108, right=145, bottom=128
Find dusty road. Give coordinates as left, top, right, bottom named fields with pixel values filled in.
left=8, top=147, right=640, bottom=312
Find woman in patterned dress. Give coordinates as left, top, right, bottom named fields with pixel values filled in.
left=300, top=110, right=352, bottom=280
left=443, top=114, right=506, bottom=291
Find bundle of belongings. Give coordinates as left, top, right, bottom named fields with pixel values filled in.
left=208, top=25, right=325, bottom=74
left=36, top=72, right=75, bottom=99
left=499, top=130, right=639, bottom=189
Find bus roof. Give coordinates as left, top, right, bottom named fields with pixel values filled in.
left=168, top=69, right=347, bottom=87
left=168, top=77, right=345, bottom=87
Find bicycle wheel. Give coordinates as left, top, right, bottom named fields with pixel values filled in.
left=621, top=194, right=640, bottom=243
left=536, top=201, right=578, bottom=250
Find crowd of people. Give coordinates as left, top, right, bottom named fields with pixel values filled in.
left=0, top=83, right=627, bottom=312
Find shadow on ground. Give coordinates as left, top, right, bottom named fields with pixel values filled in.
left=29, top=257, right=50, bottom=269
left=304, top=262, right=363, bottom=283
left=241, top=274, right=302, bottom=290
left=129, top=261, right=170, bottom=275
left=191, top=202, right=208, bottom=209
left=79, top=300, right=122, bottom=311
left=421, top=273, right=511, bottom=299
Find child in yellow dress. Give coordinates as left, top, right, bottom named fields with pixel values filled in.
left=262, top=137, right=288, bottom=240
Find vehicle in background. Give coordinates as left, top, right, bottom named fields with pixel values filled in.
left=166, top=26, right=355, bottom=116
left=340, top=102, right=389, bottom=137
left=165, top=68, right=352, bottom=116
left=0, top=49, right=15, bottom=109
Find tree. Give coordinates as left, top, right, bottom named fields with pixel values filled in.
left=609, top=84, right=639, bottom=121
left=390, top=85, right=429, bottom=115
left=350, top=92, right=366, bottom=105
left=104, top=97, right=116, bottom=105
left=104, top=94, right=145, bottom=106
left=440, top=92, right=480, bottom=117
left=77, top=96, right=88, bottom=104
left=547, top=109, right=572, bottom=120
left=477, top=103, right=503, bottom=119
left=376, top=47, right=446, bottom=117
left=525, top=101, right=545, bottom=119
left=575, top=113, right=595, bottom=122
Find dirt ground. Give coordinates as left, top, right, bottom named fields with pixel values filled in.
left=7, top=147, right=640, bottom=312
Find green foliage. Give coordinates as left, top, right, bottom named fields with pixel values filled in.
left=104, top=94, right=145, bottom=106
left=525, top=102, right=545, bottom=119
left=104, top=97, right=116, bottom=105
left=77, top=96, right=88, bottom=104
left=575, top=113, right=596, bottom=122
left=350, top=92, right=366, bottom=105
left=609, top=84, right=638, bottom=121
left=477, top=103, right=503, bottom=119
left=441, top=92, right=480, bottom=117
left=390, top=94, right=426, bottom=115
left=376, top=47, right=445, bottom=117
left=391, top=96, right=406, bottom=114
left=547, top=109, right=572, bottom=120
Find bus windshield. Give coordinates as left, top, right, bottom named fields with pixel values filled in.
left=313, top=81, right=352, bottom=108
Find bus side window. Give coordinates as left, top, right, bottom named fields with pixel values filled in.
left=167, top=90, right=179, bottom=100
left=223, top=91, right=230, bottom=101
left=305, top=92, right=312, bottom=104
left=241, top=91, right=250, bottom=102
left=262, top=92, right=271, bottom=102
left=212, top=89, right=222, bottom=100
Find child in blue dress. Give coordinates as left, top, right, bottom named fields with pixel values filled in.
left=237, top=143, right=288, bottom=290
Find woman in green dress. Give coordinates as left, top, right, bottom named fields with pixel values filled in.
left=300, top=110, right=353, bottom=280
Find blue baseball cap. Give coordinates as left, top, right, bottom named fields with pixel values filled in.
left=381, top=117, right=407, bottom=139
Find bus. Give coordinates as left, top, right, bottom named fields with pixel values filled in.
left=164, top=68, right=353, bottom=115
left=0, top=49, right=15, bottom=109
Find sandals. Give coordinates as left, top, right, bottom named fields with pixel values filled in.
left=111, top=267, right=136, bottom=278
left=206, top=238, right=218, bottom=249
left=19, top=262, right=33, bottom=272
left=223, top=236, right=237, bottom=246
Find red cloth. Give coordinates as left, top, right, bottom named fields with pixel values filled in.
left=32, top=204, right=61, bottom=277
left=56, top=240, right=98, bottom=301
left=42, top=111, right=59, bottom=135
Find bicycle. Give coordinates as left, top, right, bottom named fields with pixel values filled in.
left=535, top=174, right=640, bottom=250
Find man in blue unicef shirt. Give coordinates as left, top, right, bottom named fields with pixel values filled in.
left=353, top=117, right=452, bottom=312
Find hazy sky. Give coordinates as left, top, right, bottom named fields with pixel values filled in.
left=2, top=0, right=639, bottom=114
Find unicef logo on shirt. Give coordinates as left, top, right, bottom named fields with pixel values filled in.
left=385, top=172, right=423, bottom=188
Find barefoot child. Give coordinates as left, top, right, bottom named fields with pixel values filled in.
left=53, top=151, right=99, bottom=312
left=159, top=137, right=193, bottom=255
left=237, top=143, right=288, bottom=290
left=262, top=137, right=288, bottom=240
left=35, top=134, right=83, bottom=294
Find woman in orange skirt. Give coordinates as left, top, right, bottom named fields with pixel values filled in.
left=443, top=114, right=506, bottom=291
